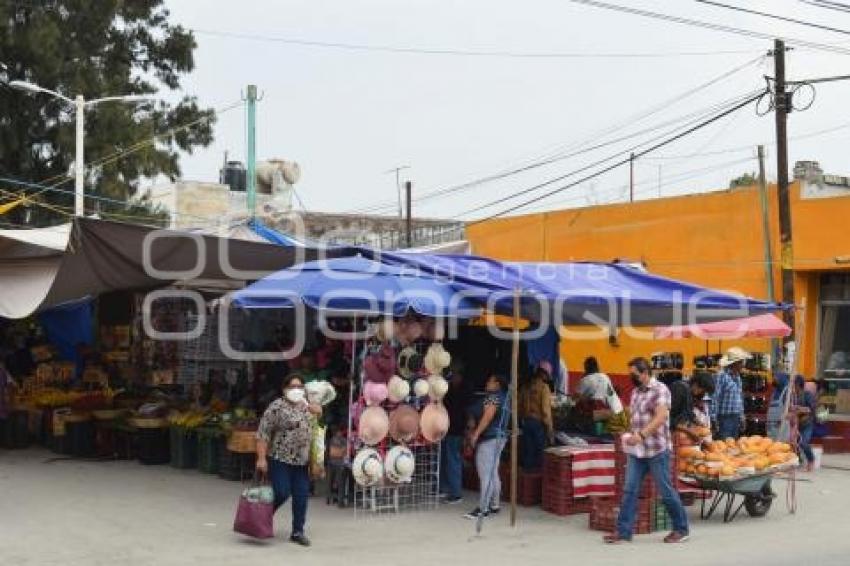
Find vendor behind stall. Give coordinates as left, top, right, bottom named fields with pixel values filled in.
left=577, top=357, right=629, bottom=435
left=518, top=361, right=554, bottom=471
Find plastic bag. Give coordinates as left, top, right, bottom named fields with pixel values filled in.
left=233, top=479, right=274, bottom=539
left=309, top=419, right=327, bottom=479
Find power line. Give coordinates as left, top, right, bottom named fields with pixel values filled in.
left=801, top=1, right=850, bottom=15
left=695, top=0, right=850, bottom=36
left=564, top=0, right=850, bottom=56
left=192, top=28, right=762, bottom=59
left=348, top=56, right=766, bottom=215
left=466, top=90, right=766, bottom=224
left=454, top=89, right=763, bottom=219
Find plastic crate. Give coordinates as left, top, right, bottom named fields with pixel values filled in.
left=588, top=496, right=652, bottom=534
left=4, top=409, right=31, bottom=449
left=542, top=494, right=592, bottom=516
left=170, top=427, right=199, bottom=469
left=66, top=420, right=96, bottom=457
left=652, top=499, right=673, bottom=532
left=197, top=429, right=225, bottom=474
left=218, top=447, right=254, bottom=481
left=137, top=427, right=170, bottom=465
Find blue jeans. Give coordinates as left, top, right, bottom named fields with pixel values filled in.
left=717, top=414, right=742, bottom=440
left=616, top=451, right=689, bottom=539
left=440, top=435, right=464, bottom=499
left=520, top=417, right=546, bottom=471
left=799, top=422, right=815, bottom=464
left=269, top=458, right=310, bottom=536
left=476, top=437, right=507, bottom=511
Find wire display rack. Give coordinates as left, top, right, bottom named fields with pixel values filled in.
left=353, top=442, right=441, bottom=518
left=178, top=312, right=246, bottom=386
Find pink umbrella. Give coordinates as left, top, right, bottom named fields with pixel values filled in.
left=654, top=314, right=791, bottom=340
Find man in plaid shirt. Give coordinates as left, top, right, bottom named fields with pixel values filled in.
left=604, top=357, right=689, bottom=544
left=712, top=347, right=749, bottom=440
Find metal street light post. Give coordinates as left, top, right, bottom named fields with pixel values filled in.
left=9, top=80, right=152, bottom=216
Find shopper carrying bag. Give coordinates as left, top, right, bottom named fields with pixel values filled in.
left=233, top=476, right=275, bottom=539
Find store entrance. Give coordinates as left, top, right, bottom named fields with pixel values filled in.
left=818, top=273, right=850, bottom=380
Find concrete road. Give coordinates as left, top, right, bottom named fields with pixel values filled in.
left=1, top=448, right=849, bottom=566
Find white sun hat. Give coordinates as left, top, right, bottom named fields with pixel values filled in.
left=423, top=343, right=452, bottom=377
left=427, top=376, right=449, bottom=402
left=358, top=406, right=389, bottom=446
left=384, top=446, right=415, bottom=484
left=413, top=378, right=430, bottom=399
left=352, top=448, right=384, bottom=487
left=720, top=346, right=752, bottom=368
left=387, top=375, right=411, bottom=403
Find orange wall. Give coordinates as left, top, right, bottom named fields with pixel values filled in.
left=467, top=182, right=850, bottom=378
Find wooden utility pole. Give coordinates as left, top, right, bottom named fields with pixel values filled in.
left=773, top=39, right=795, bottom=339
left=405, top=180, right=412, bottom=247
left=758, top=144, right=780, bottom=368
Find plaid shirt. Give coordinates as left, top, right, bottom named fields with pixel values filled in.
left=629, top=378, right=672, bottom=458
left=711, top=369, right=744, bottom=418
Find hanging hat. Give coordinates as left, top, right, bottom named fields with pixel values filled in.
left=305, top=380, right=337, bottom=406
left=358, top=406, right=389, bottom=445
left=389, top=405, right=421, bottom=443
left=352, top=448, right=384, bottom=487
left=420, top=402, right=450, bottom=443
left=397, top=347, right=423, bottom=379
left=363, top=344, right=396, bottom=383
left=387, top=375, right=411, bottom=403
left=423, top=343, right=452, bottom=377
left=363, top=381, right=389, bottom=406
left=720, top=346, right=752, bottom=368
left=384, top=446, right=415, bottom=484
left=413, top=378, right=430, bottom=399
left=427, top=376, right=449, bottom=402
left=375, top=318, right=394, bottom=343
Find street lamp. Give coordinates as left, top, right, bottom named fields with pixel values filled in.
left=9, top=80, right=153, bottom=216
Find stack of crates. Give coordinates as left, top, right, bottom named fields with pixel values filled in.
left=652, top=499, right=673, bottom=532
left=170, top=426, right=199, bottom=469
left=588, top=496, right=652, bottom=534
left=613, top=434, right=679, bottom=501
left=542, top=449, right=592, bottom=516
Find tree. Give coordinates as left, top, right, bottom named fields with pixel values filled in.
left=0, top=0, right=215, bottom=226
left=729, top=172, right=758, bottom=189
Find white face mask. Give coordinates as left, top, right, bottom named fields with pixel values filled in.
left=285, top=388, right=305, bottom=404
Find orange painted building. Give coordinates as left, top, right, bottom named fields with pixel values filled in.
left=466, top=179, right=850, bottom=386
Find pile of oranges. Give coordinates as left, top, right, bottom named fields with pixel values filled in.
left=677, top=436, right=798, bottom=479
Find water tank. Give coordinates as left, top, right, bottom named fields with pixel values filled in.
left=220, top=161, right=247, bottom=192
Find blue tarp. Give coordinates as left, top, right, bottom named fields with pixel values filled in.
left=232, top=255, right=481, bottom=318
left=248, top=218, right=322, bottom=248
left=37, top=299, right=93, bottom=371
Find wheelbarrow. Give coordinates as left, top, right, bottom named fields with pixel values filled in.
left=689, top=472, right=778, bottom=523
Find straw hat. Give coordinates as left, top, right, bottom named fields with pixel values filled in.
left=720, top=346, right=752, bottom=368
left=363, top=381, right=389, bottom=406
left=423, top=343, right=452, bottom=377
left=358, top=406, right=389, bottom=445
left=427, top=376, right=449, bottom=402
left=387, top=375, right=411, bottom=403
left=375, top=318, right=394, bottom=343
left=363, top=344, right=396, bottom=383
left=397, top=346, right=423, bottom=379
left=420, top=402, right=450, bottom=443
left=413, top=378, right=430, bottom=399
left=305, top=380, right=337, bottom=406
left=384, top=446, right=415, bottom=484
left=388, top=405, right=420, bottom=443
left=352, top=448, right=384, bottom=487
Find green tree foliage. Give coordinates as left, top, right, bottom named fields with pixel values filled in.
left=729, top=172, right=758, bottom=189
left=0, top=0, right=215, bottom=225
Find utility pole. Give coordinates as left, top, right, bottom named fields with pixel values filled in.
left=246, top=85, right=258, bottom=219
left=758, top=144, right=779, bottom=366
left=629, top=152, right=635, bottom=202
left=773, top=39, right=795, bottom=339
left=405, top=181, right=412, bottom=247
left=385, top=165, right=410, bottom=219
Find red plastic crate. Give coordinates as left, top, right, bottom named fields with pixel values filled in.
left=588, top=496, right=651, bottom=534
left=543, top=495, right=593, bottom=516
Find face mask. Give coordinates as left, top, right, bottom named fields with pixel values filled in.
left=630, top=373, right=643, bottom=388
left=285, top=388, right=305, bottom=404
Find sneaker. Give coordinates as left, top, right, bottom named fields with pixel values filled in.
left=663, top=531, right=690, bottom=544
left=603, top=533, right=632, bottom=544
left=488, top=506, right=501, bottom=515
left=444, top=496, right=463, bottom=505
left=290, top=533, right=311, bottom=547
left=464, top=507, right=489, bottom=520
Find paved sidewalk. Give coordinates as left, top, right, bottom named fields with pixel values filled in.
left=1, top=449, right=848, bottom=566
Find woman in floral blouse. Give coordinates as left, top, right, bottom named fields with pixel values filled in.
left=256, top=373, right=322, bottom=546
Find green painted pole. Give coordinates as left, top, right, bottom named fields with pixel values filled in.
left=246, top=85, right=258, bottom=218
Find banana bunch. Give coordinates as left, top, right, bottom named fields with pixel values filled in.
left=170, top=411, right=208, bottom=428
left=31, top=389, right=83, bottom=408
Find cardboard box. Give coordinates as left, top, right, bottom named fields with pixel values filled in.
left=835, top=390, right=850, bottom=414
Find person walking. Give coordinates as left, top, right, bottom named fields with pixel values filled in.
left=518, top=361, right=554, bottom=471
left=604, top=357, right=690, bottom=544
left=256, top=373, right=322, bottom=546
left=464, top=373, right=510, bottom=520
left=793, top=375, right=817, bottom=472
left=712, top=347, right=750, bottom=440
left=441, top=360, right=470, bottom=504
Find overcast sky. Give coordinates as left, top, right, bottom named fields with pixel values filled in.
left=163, top=0, right=850, bottom=220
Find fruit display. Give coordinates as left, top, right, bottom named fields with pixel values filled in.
left=169, top=410, right=208, bottom=428
left=677, top=436, right=798, bottom=480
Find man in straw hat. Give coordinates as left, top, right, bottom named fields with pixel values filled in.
left=712, top=347, right=751, bottom=440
